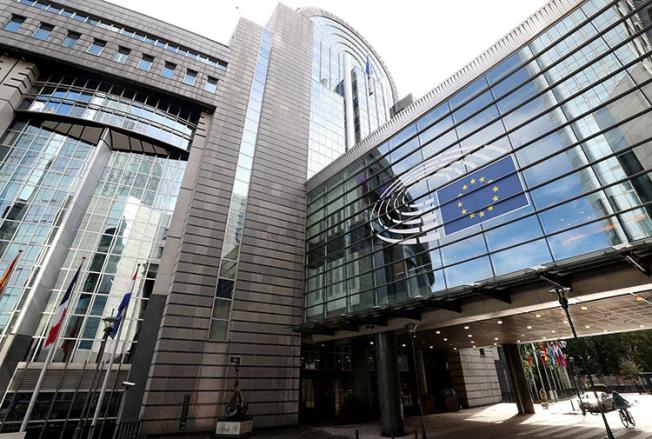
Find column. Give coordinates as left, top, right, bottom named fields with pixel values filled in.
left=503, top=344, right=535, bottom=415
left=351, top=338, right=372, bottom=420
left=376, top=332, right=404, bottom=437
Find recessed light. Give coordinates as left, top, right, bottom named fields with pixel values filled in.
left=640, top=325, right=645, bottom=328
left=517, top=339, right=521, bottom=343
left=585, top=325, right=591, bottom=329
left=320, top=344, right=325, bottom=347
left=401, top=343, right=406, bottom=347
left=369, top=341, right=374, bottom=345
left=581, top=306, right=588, bottom=310
left=542, top=336, right=547, bottom=340
left=429, top=345, right=434, bottom=349
left=497, top=320, right=503, bottom=325
left=471, top=340, right=475, bottom=344
left=551, top=330, right=556, bottom=333
left=536, top=314, right=541, bottom=318
left=464, top=326, right=470, bottom=330
left=494, top=337, right=499, bottom=341
left=436, top=330, right=441, bottom=334
left=493, top=342, right=497, bottom=346
left=453, top=347, right=457, bottom=350
left=527, top=326, right=532, bottom=330
left=468, top=334, right=473, bottom=338
left=635, top=296, right=645, bottom=302
left=443, top=338, right=448, bottom=341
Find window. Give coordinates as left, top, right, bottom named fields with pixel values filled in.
left=113, top=46, right=130, bottom=64
left=33, top=22, right=54, bottom=40
left=138, top=54, right=154, bottom=72
left=61, top=31, right=80, bottom=48
left=4, top=15, right=25, bottom=32
left=86, top=38, right=106, bottom=56
left=160, top=61, right=176, bottom=79
left=204, top=76, right=218, bottom=93
left=183, top=69, right=197, bottom=86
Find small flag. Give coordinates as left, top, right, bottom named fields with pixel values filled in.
left=0, top=252, right=21, bottom=299
left=109, top=267, right=138, bottom=339
left=44, top=264, right=82, bottom=349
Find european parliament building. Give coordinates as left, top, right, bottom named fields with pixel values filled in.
left=0, top=0, right=651, bottom=437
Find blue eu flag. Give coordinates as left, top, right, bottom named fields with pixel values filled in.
left=437, top=156, right=528, bottom=236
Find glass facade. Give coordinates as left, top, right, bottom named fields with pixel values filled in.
left=306, top=14, right=395, bottom=178
left=30, top=150, right=185, bottom=363
left=20, top=72, right=199, bottom=151
left=208, top=30, right=272, bottom=340
left=0, top=120, right=99, bottom=330
left=305, top=0, right=652, bottom=320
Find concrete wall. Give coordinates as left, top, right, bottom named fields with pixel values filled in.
left=450, top=348, right=503, bottom=408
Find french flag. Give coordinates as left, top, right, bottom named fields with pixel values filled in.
left=44, top=264, right=82, bottom=349
left=109, top=267, right=138, bottom=339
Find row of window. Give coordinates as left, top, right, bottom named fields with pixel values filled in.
left=4, top=15, right=219, bottom=94
left=15, top=0, right=227, bottom=71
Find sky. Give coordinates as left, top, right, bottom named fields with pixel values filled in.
left=106, top=0, right=548, bottom=99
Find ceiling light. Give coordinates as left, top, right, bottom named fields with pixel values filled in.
left=536, top=314, right=541, bottom=318
left=369, top=341, right=374, bottom=345
left=640, top=325, right=645, bottom=328
left=585, top=325, right=591, bottom=329
left=527, top=326, right=532, bottom=330
left=551, top=330, right=556, bottom=333
left=401, top=343, right=406, bottom=347
left=581, top=306, right=588, bottom=310
left=443, top=338, right=448, bottom=341
left=542, top=336, right=547, bottom=340
left=468, top=334, right=473, bottom=338
left=464, top=326, right=470, bottom=330
left=517, top=339, right=521, bottom=343
left=436, top=330, right=441, bottom=334
left=497, top=320, right=503, bottom=325
left=453, top=347, right=457, bottom=351
left=494, top=337, right=499, bottom=341
left=493, top=342, right=497, bottom=346
left=429, top=345, right=434, bottom=349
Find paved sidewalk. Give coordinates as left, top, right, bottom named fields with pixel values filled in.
left=257, top=394, right=652, bottom=439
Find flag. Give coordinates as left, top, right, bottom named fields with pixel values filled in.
left=436, top=156, right=529, bottom=236
left=44, top=264, right=82, bottom=349
left=109, top=267, right=138, bottom=339
left=0, top=252, right=21, bottom=299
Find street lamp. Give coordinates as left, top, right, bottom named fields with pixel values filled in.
left=550, top=287, right=614, bottom=439
left=73, top=315, right=115, bottom=439
left=405, top=322, right=427, bottom=439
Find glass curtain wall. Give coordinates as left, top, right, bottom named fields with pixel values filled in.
left=0, top=120, right=99, bottom=331
left=305, top=0, right=652, bottom=320
left=29, top=150, right=186, bottom=363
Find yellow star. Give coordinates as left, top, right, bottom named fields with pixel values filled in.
left=457, top=201, right=463, bottom=207
left=488, top=205, right=494, bottom=211
left=492, top=186, right=499, bottom=192
left=470, top=178, right=476, bottom=185
left=462, top=184, right=468, bottom=190
left=461, top=209, right=467, bottom=214
left=479, top=211, right=485, bottom=217
left=492, top=195, right=499, bottom=202
left=469, top=213, right=475, bottom=219
left=479, top=176, right=486, bottom=183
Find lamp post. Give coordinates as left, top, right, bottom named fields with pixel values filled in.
left=73, top=315, right=115, bottom=439
left=405, top=322, right=427, bottom=439
left=550, top=287, right=613, bottom=439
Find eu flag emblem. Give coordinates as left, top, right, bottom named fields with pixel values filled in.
left=437, top=156, right=528, bottom=236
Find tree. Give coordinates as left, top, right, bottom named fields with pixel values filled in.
left=619, top=358, right=641, bottom=384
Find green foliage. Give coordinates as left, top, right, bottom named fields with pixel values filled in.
left=564, top=330, right=652, bottom=376
left=619, top=358, right=641, bottom=381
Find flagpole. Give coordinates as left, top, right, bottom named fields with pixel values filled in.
left=20, top=257, right=85, bottom=433
left=89, top=264, right=140, bottom=437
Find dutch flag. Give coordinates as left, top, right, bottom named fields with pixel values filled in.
left=44, top=263, right=82, bottom=349
left=109, top=267, right=139, bottom=339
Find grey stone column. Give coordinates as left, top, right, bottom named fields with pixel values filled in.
left=503, top=344, right=535, bottom=415
left=376, top=331, right=404, bottom=437
left=351, top=338, right=372, bottom=420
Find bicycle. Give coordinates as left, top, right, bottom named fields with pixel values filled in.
left=618, top=407, right=636, bottom=428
